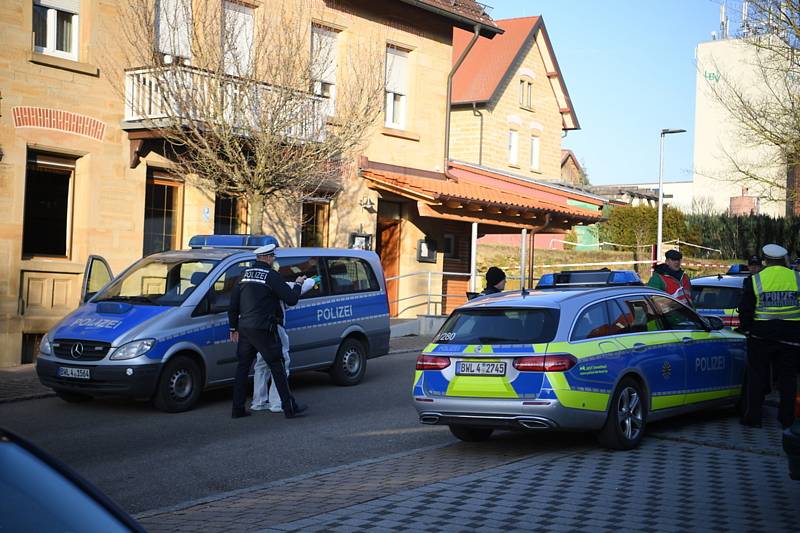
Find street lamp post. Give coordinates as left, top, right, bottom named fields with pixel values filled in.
left=657, top=128, right=686, bottom=261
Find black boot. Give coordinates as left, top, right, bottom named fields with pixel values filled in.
left=284, top=397, right=307, bottom=419
left=232, top=408, right=251, bottom=419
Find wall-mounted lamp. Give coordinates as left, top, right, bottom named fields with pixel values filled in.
left=359, top=196, right=375, bottom=211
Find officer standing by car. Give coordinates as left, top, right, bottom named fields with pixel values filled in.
left=739, top=244, right=800, bottom=429
left=648, top=249, right=693, bottom=306
left=229, top=243, right=308, bottom=419
left=747, top=254, right=764, bottom=275
left=482, top=267, right=507, bottom=295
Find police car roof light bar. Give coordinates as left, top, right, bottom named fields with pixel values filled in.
left=536, top=269, right=643, bottom=289
left=189, top=234, right=279, bottom=249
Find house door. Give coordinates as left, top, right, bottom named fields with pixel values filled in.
left=377, top=217, right=401, bottom=316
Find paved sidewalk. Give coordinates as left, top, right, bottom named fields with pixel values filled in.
left=0, top=335, right=430, bottom=404
left=137, top=408, right=798, bottom=533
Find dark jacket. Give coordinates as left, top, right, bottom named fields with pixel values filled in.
left=481, top=286, right=502, bottom=295
left=228, top=262, right=300, bottom=332
left=738, top=274, right=800, bottom=343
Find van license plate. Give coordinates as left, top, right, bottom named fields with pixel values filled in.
left=58, top=367, right=90, bottom=380
left=456, top=362, right=506, bottom=376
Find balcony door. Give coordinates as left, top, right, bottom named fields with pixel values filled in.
left=143, top=170, right=184, bottom=256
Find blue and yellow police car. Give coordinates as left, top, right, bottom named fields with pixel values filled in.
left=691, top=264, right=750, bottom=328
left=412, top=270, right=746, bottom=449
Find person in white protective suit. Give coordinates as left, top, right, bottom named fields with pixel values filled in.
left=251, top=276, right=316, bottom=412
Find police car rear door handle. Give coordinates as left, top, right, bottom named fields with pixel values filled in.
left=681, top=337, right=693, bottom=344
left=632, top=343, right=646, bottom=352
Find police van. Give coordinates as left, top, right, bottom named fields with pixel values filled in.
left=35, top=235, right=390, bottom=412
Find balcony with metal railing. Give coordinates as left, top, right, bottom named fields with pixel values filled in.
left=122, top=64, right=327, bottom=142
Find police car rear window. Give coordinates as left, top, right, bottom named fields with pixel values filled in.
left=434, top=309, right=559, bottom=344
left=691, top=286, right=743, bottom=309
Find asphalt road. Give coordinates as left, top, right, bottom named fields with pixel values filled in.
left=0, top=351, right=455, bottom=514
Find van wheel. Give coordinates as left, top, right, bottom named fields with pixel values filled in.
left=597, top=377, right=646, bottom=450
left=449, top=425, right=493, bottom=442
left=329, top=338, right=367, bottom=386
left=153, top=356, right=202, bottom=413
left=56, top=391, right=93, bottom=403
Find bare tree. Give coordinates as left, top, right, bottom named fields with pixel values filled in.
left=698, top=0, right=800, bottom=209
left=104, top=0, right=385, bottom=231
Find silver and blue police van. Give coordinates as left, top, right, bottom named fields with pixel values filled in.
left=35, top=235, right=391, bottom=412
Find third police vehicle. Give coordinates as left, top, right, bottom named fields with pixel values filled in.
left=36, top=235, right=390, bottom=412
left=412, top=270, right=746, bottom=449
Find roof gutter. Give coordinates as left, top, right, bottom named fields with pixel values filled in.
left=445, top=23, right=481, bottom=181
left=396, top=1, right=500, bottom=37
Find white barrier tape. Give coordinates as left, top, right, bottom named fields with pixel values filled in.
left=531, top=260, right=733, bottom=270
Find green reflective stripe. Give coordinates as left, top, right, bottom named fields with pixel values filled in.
left=651, top=394, right=684, bottom=410
left=463, top=345, right=495, bottom=354
left=684, top=387, right=740, bottom=404
left=413, top=370, right=422, bottom=386
left=423, top=343, right=438, bottom=353
left=547, top=372, right=609, bottom=411
left=445, top=376, right=518, bottom=398
left=549, top=340, right=612, bottom=358
left=755, top=311, right=800, bottom=320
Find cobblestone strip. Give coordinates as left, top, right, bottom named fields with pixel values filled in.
left=137, top=439, right=548, bottom=533
left=262, top=439, right=800, bottom=533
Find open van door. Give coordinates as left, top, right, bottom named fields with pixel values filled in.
left=81, top=255, right=113, bottom=303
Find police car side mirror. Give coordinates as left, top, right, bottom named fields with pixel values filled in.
left=705, top=316, right=725, bottom=331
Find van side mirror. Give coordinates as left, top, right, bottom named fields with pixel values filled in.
left=705, top=316, right=725, bottom=331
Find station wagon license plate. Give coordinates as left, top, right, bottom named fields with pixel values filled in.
left=456, top=361, right=506, bottom=376
left=57, top=367, right=90, bottom=380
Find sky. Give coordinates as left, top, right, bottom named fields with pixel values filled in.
left=486, top=0, right=726, bottom=185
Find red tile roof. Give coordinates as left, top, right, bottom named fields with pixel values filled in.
left=361, top=168, right=602, bottom=221
left=451, top=17, right=579, bottom=130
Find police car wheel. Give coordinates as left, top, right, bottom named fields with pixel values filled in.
left=329, top=338, right=367, bottom=386
left=597, top=377, right=646, bottom=450
left=55, top=391, right=93, bottom=403
left=449, top=425, right=493, bottom=442
left=153, top=356, right=202, bottom=413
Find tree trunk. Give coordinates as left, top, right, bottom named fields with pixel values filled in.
left=249, top=193, right=264, bottom=234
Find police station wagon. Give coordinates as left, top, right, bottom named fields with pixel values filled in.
left=36, top=235, right=390, bottom=412
left=412, top=270, right=746, bottom=449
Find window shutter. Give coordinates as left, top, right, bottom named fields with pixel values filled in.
left=385, top=47, right=408, bottom=95
left=157, top=0, right=192, bottom=58
left=223, top=1, right=254, bottom=75
left=37, top=0, right=80, bottom=13
left=312, top=25, right=338, bottom=84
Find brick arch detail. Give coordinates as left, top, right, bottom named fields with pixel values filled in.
left=13, top=107, right=106, bottom=141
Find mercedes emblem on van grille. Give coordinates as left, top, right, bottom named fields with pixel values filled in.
left=71, top=342, right=84, bottom=359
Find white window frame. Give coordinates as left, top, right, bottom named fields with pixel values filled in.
left=385, top=46, right=409, bottom=130
left=530, top=135, right=541, bottom=172
left=33, top=0, right=80, bottom=61
left=222, top=1, right=253, bottom=76
left=508, top=130, right=519, bottom=166
left=312, top=24, right=339, bottom=118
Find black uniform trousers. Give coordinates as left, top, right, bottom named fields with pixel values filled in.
left=232, top=327, right=292, bottom=411
left=743, top=336, right=799, bottom=428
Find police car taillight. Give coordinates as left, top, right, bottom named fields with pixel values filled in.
left=513, top=354, right=577, bottom=372
left=722, top=316, right=740, bottom=327
left=416, top=355, right=451, bottom=370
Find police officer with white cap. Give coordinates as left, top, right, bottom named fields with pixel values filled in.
left=228, top=242, right=308, bottom=419
left=739, top=243, right=800, bottom=428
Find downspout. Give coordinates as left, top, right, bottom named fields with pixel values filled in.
left=445, top=23, right=481, bottom=179
left=472, top=102, right=484, bottom=166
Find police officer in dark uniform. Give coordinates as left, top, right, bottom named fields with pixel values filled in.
left=229, top=243, right=308, bottom=419
left=482, top=267, right=507, bottom=295
left=739, top=244, right=800, bottom=429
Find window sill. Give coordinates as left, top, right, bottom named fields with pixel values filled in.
left=381, top=127, right=420, bottom=142
left=519, top=105, right=535, bottom=113
left=21, top=258, right=84, bottom=274
left=530, top=168, right=542, bottom=174
left=29, top=52, right=99, bottom=77
left=508, top=163, right=520, bottom=169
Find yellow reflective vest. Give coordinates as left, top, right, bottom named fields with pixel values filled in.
left=753, top=266, right=800, bottom=321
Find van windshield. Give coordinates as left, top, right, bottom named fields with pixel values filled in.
left=94, top=257, right=219, bottom=307
left=433, top=308, right=559, bottom=345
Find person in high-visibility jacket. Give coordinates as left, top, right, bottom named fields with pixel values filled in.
left=647, top=249, right=693, bottom=306
left=739, top=244, right=800, bottom=429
